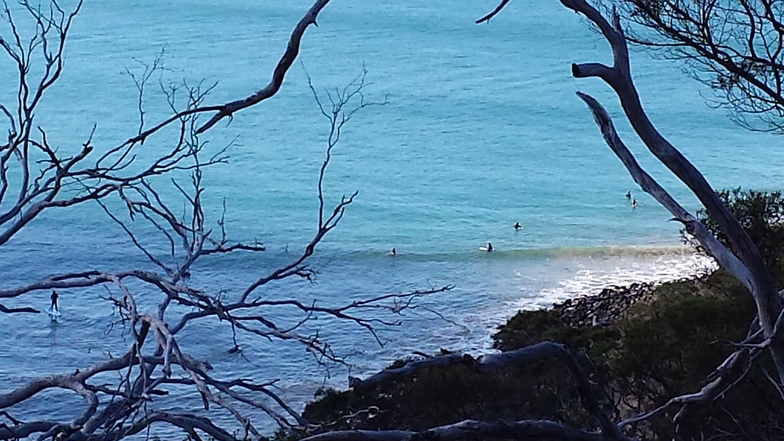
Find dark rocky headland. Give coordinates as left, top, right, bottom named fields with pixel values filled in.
left=553, top=279, right=676, bottom=327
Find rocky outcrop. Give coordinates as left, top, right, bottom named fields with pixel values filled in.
left=552, top=281, right=660, bottom=327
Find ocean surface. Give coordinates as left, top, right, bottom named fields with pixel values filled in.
left=0, top=0, right=781, bottom=436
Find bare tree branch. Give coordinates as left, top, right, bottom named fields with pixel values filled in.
left=560, top=0, right=784, bottom=382
left=476, top=0, right=511, bottom=24
left=116, top=0, right=332, bottom=145
left=301, top=419, right=603, bottom=441
left=574, top=92, right=755, bottom=291
left=0, top=19, right=436, bottom=436
left=611, top=0, right=784, bottom=133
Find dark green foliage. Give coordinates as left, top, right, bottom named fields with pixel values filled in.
left=493, top=309, right=622, bottom=361
left=610, top=272, right=761, bottom=439
left=304, top=352, right=594, bottom=433
left=689, top=188, right=784, bottom=284
left=299, top=270, right=783, bottom=440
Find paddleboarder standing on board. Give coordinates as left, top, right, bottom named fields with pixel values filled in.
left=50, top=290, right=59, bottom=313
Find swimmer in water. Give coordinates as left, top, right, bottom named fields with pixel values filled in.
left=513, top=222, right=521, bottom=230
left=50, top=290, right=59, bottom=312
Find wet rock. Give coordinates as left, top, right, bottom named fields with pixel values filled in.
left=552, top=281, right=658, bottom=328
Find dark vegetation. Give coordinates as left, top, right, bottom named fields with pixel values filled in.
left=296, top=189, right=784, bottom=441
left=693, top=188, right=784, bottom=285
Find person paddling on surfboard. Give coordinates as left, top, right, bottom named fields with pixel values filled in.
left=50, top=290, right=59, bottom=313
left=513, top=222, right=521, bottom=230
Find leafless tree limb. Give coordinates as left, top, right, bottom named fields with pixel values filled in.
left=301, top=419, right=604, bottom=441
left=117, top=0, right=332, bottom=147
left=574, top=92, right=755, bottom=291
left=610, top=0, right=784, bottom=133
left=559, top=0, right=784, bottom=382
left=0, top=1, right=452, bottom=439
left=1, top=55, right=443, bottom=441
left=476, top=0, right=511, bottom=24
left=0, top=0, right=334, bottom=263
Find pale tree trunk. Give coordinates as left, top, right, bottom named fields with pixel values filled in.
left=560, top=0, right=784, bottom=382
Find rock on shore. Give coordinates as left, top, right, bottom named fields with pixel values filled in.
left=552, top=281, right=660, bottom=327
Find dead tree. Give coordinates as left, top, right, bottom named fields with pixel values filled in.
left=0, top=0, right=331, bottom=301
left=298, top=1, right=784, bottom=440
left=561, top=0, right=784, bottom=383
left=477, top=0, right=784, bottom=395
left=610, top=0, right=784, bottom=134
left=0, top=1, right=449, bottom=440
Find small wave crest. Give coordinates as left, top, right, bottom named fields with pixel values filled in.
left=511, top=250, right=718, bottom=311
left=304, top=243, right=717, bottom=262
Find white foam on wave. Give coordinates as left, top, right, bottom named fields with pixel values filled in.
left=239, top=248, right=721, bottom=426
left=511, top=250, right=718, bottom=312
left=387, top=249, right=721, bottom=358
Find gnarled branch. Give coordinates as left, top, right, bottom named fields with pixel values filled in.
left=562, top=0, right=784, bottom=381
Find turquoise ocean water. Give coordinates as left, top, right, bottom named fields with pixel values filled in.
left=1, top=0, right=781, bottom=434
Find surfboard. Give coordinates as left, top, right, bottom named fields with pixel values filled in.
left=479, top=246, right=493, bottom=252
left=46, top=306, right=62, bottom=320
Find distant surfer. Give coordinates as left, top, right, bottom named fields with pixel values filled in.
left=631, top=199, right=637, bottom=209
left=625, top=191, right=632, bottom=199
left=513, top=222, right=522, bottom=230
left=47, top=290, right=60, bottom=321
left=479, top=242, right=494, bottom=252
left=50, top=290, right=59, bottom=313
left=388, top=247, right=397, bottom=256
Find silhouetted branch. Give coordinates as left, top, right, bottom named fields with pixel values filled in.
left=476, top=0, right=510, bottom=24
left=194, top=0, right=331, bottom=134
left=612, top=0, right=784, bottom=133
left=111, top=0, right=332, bottom=148
left=302, top=419, right=603, bottom=441
left=561, top=0, right=784, bottom=382
left=0, top=303, right=38, bottom=314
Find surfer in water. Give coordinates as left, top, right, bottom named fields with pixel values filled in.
left=486, top=242, right=494, bottom=252
left=631, top=199, right=638, bottom=209
left=513, top=222, right=522, bottom=230
left=625, top=191, right=632, bottom=199
left=50, top=290, right=59, bottom=313
left=389, top=247, right=397, bottom=256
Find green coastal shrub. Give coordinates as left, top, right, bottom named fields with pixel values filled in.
left=303, top=349, right=596, bottom=433
left=492, top=309, right=622, bottom=360
left=688, top=188, right=784, bottom=284
left=298, top=270, right=782, bottom=440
